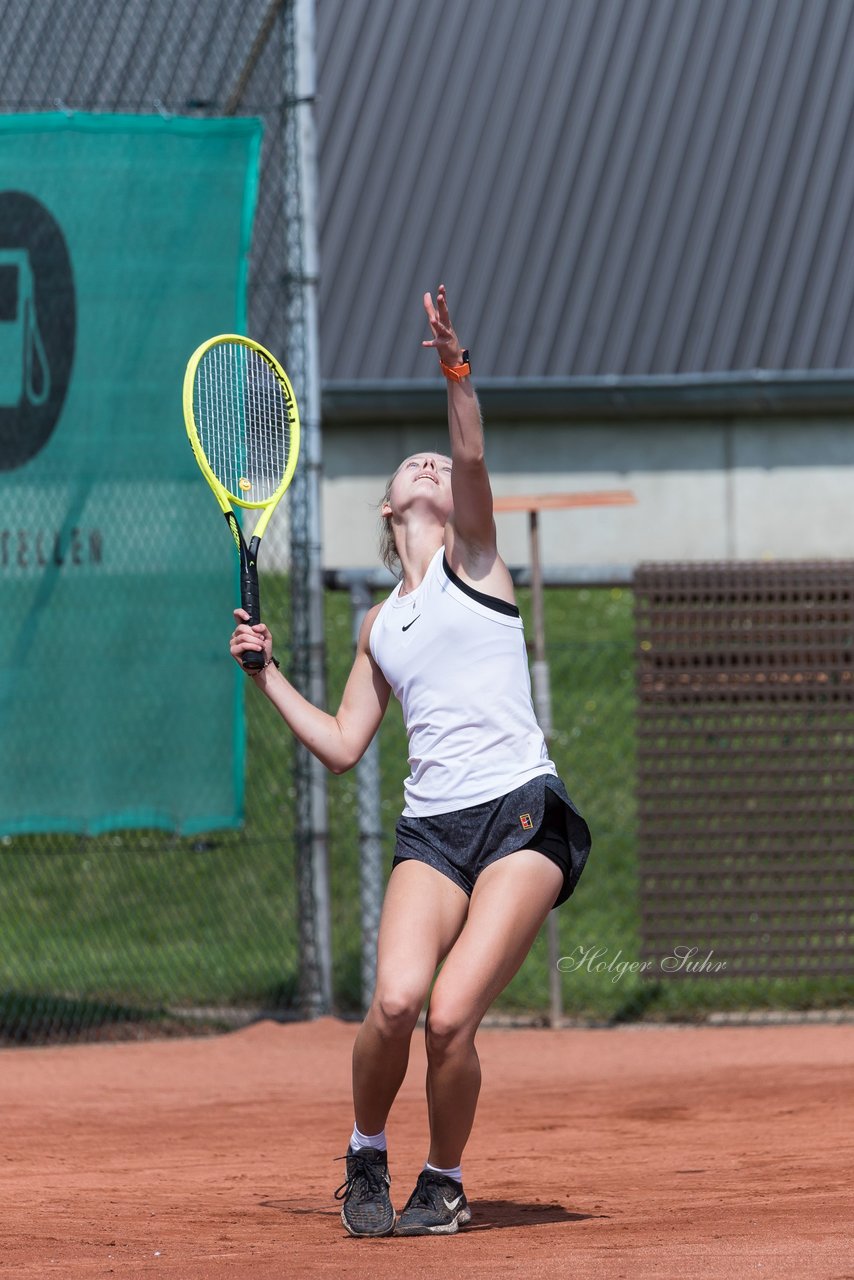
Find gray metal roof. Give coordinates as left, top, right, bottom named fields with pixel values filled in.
left=3, top=0, right=854, bottom=381
left=317, top=0, right=854, bottom=380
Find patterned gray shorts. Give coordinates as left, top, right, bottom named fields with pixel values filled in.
left=392, top=773, right=591, bottom=909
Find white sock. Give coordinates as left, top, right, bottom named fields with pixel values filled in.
left=350, top=1123, right=387, bottom=1153
left=425, top=1159, right=462, bottom=1183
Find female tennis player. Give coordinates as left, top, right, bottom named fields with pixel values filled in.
left=230, top=284, right=591, bottom=1237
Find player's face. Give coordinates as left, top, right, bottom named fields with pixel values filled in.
left=386, top=453, right=453, bottom=519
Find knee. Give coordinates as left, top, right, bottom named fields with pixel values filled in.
left=425, top=1000, right=476, bottom=1059
left=370, top=987, right=423, bottom=1040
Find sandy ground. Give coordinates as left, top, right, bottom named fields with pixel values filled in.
left=1, top=1017, right=852, bottom=1278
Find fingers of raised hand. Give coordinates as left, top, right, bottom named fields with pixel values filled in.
left=422, top=293, right=438, bottom=346
left=422, top=284, right=457, bottom=354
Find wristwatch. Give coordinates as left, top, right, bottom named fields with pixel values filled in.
left=440, top=348, right=471, bottom=382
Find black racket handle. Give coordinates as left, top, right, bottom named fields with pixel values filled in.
left=240, top=566, right=265, bottom=671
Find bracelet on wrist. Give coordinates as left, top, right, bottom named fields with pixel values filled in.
left=247, top=653, right=280, bottom=676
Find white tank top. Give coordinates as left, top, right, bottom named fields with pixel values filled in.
left=369, top=546, right=555, bottom=816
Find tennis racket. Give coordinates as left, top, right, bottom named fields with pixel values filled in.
left=183, top=334, right=300, bottom=671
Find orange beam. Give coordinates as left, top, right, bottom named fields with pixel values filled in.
left=492, top=490, right=636, bottom=513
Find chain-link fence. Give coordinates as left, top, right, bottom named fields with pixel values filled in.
left=0, top=0, right=626, bottom=1041
left=0, top=0, right=325, bottom=1042
left=0, top=0, right=640, bottom=1045
left=1, top=560, right=638, bottom=1042
left=5, top=560, right=852, bottom=1043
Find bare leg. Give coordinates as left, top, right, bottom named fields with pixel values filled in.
left=423, top=849, right=563, bottom=1168
left=352, top=859, right=468, bottom=1135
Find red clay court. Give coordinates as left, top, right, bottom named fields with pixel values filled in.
left=2, top=1017, right=851, bottom=1278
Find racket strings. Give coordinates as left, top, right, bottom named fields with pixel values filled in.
left=195, top=343, right=293, bottom=503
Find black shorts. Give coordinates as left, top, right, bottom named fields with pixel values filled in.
left=392, top=774, right=592, bottom=909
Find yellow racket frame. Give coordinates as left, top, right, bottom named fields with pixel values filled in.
left=182, top=333, right=301, bottom=542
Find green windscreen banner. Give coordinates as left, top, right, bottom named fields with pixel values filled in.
left=0, top=113, right=263, bottom=835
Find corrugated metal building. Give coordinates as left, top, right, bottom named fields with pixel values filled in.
left=317, top=0, right=854, bottom=381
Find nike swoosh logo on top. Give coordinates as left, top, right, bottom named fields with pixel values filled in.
left=443, top=1193, right=464, bottom=1211
left=402, top=616, right=421, bottom=631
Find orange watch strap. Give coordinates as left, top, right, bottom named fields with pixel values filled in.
left=439, top=348, right=471, bottom=382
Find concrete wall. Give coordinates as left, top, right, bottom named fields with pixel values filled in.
left=316, top=415, right=854, bottom=571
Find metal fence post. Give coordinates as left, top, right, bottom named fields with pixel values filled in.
left=349, top=581, right=384, bottom=1014
left=493, top=492, right=637, bottom=1026
left=526, top=508, right=562, bottom=1027
left=286, top=0, right=331, bottom=1014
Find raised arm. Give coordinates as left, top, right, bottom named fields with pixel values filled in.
left=230, top=604, right=391, bottom=774
left=422, top=285, right=495, bottom=555
left=423, top=286, right=515, bottom=604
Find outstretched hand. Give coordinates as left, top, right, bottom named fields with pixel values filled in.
left=422, top=284, right=464, bottom=367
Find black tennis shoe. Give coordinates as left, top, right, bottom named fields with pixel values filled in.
left=394, top=1169, right=472, bottom=1235
left=333, top=1145, right=395, bottom=1237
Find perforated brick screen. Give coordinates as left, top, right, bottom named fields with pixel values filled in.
left=634, top=562, right=854, bottom=979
